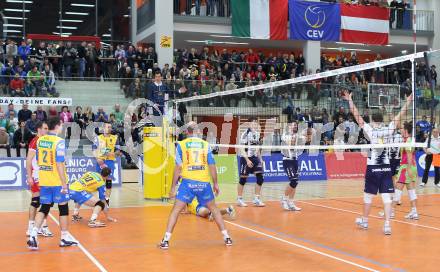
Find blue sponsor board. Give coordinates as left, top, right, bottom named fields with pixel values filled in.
left=241, top=153, right=327, bottom=182
left=416, top=151, right=434, bottom=177
left=65, top=157, right=122, bottom=186
left=0, top=158, right=27, bottom=190
left=0, top=157, right=122, bottom=190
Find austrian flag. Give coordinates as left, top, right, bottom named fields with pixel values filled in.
left=340, top=4, right=390, bottom=45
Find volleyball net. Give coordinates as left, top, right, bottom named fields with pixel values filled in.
left=172, top=51, right=440, bottom=154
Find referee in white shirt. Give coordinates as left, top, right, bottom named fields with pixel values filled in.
left=421, top=127, right=440, bottom=187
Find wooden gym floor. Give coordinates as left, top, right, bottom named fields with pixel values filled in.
left=0, top=178, right=439, bottom=272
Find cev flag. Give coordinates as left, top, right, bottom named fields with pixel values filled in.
left=289, top=0, right=341, bottom=41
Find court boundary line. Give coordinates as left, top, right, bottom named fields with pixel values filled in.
left=296, top=200, right=440, bottom=232
left=224, top=220, right=380, bottom=272
left=25, top=191, right=108, bottom=272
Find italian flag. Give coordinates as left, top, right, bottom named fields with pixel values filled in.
left=232, top=0, right=288, bottom=40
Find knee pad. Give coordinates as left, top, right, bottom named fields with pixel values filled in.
left=239, top=177, right=247, bottom=186
left=95, top=200, right=105, bottom=211
left=393, top=189, right=403, bottom=203
left=256, top=173, right=264, bottom=186
left=31, top=197, right=40, bottom=209
left=408, top=189, right=417, bottom=201
left=381, top=193, right=393, bottom=204
left=39, top=203, right=51, bottom=216
left=289, top=178, right=298, bottom=189
left=363, top=193, right=373, bottom=204
left=58, top=204, right=69, bottom=216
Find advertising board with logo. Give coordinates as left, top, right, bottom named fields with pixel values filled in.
left=0, top=158, right=27, bottom=190
left=244, top=153, right=327, bottom=182
left=416, top=151, right=435, bottom=177
left=65, top=157, right=122, bottom=186
left=215, top=155, right=239, bottom=184
left=289, top=0, right=341, bottom=41
left=0, top=157, right=122, bottom=190
left=325, top=152, right=367, bottom=179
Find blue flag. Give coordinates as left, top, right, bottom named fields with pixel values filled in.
left=289, top=0, right=341, bottom=41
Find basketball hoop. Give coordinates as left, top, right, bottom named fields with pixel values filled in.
left=384, top=104, right=394, bottom=115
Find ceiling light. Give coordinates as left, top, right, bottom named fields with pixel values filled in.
left=102, top=34, right=111, bottom=37
left=71, top=3, right=95, bottom=7
left=4, top=8, right=30, bottom=12
left=65, top=12, right=89, bottom=15
left=56, top=26, right=78, bottom=29
left=385, top=44, right=393, bottom=47
left=4, top=29, right=22, bottom=33
left=3, top=23, right=23, bottom=27
left=335, top=42, right=366, bottom=46
left=6, top=0, right=33, bottom=3
left=53, top=32, right=73, bottom=35
left=60, top=19, right=83, bottom=23
left=123, top=14, right=130, bottom=17
left=3, top=16, right=28, bottom=20
left=185, top=40, right=249, bottom=45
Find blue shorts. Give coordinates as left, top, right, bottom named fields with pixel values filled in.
left=240, top=156, right=263, bottom=176
left=390, top=158, right=401, bottom=177
left=283, top=159, right=299, bottom=182
left=176, top=179, right=215, bottom=207
left=69, top=190, right=93, bottom=205
left=364, top=165, right=395, bottom=195
left=96, top=160, right=115, bottom=180
left=40, top=186, right=70, bottom=204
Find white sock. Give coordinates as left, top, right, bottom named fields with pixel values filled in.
left=28, top=220, right=35, bottom=230
left=254, top=195, right=260, bottom=200
left=362, top=217, right=368, bottom=222
left=412, top=207, right=417, bottom=213
left=42, top=219, right=48, bottom=228
left=74, top=208, right=79, bottom=215
left=164, top=232, right=172, bottom=241
left=30, top=226, right=38, bottom=237
left=90, top=213, right=98, bottom=221
left=221, top=230, right=230, bottom=239
left=237, top=196, right=243, bottom=200
left=61, top=231, right=69, bottom=240
left=282, top=196, right=288, bottom=201
left=384, top=220, right=390, bottom=226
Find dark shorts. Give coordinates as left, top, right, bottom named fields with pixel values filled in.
left=390, top=158, right=401, bottom=177
left=240, top=156, right=263, bottom=176
left=364, top=165, right=395, bottom=195
left=283, top=159, right=299, bottom=182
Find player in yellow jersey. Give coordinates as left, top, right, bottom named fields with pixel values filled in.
left=93, top=122, right=119, bottom=208
left=69, top=168, right=117, bottom=228
left=27, top=117, right=77, bottom=250
left=159, top=122, right=232, bottom=249
left=185, top=198, right=236, bottom=220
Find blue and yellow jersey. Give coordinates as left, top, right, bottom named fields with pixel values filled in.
left=175, top=137, right=215, bottom=183
left=36, top=134, right=66, bottom=187
left=93, top=134, right=118, bottom=161
left=69, top=171, right=106, bottom=200
left=187, top=198, right=199, bottom=215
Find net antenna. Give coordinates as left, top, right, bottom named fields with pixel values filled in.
left=424, top=50, right=440, bottom=149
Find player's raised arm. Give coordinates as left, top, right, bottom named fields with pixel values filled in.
left=342, top=91, right=365, bottom=128
left=392, top=93, right=413, bottom=128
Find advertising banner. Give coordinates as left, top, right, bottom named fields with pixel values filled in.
left=0, top=97, right=72, bottom=106
left=215, top=155, right=239, bottom=184
left=0, top=157, right=122, bottom=190
left=0, top=158, right=27, bottom=190
left=416, top=151, right=435, bottom=177
left=325, top=152, right=367, bottom=179
left=289, top=0, right=341, bottom=41
left=244, top=153, right=327, bottom=182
